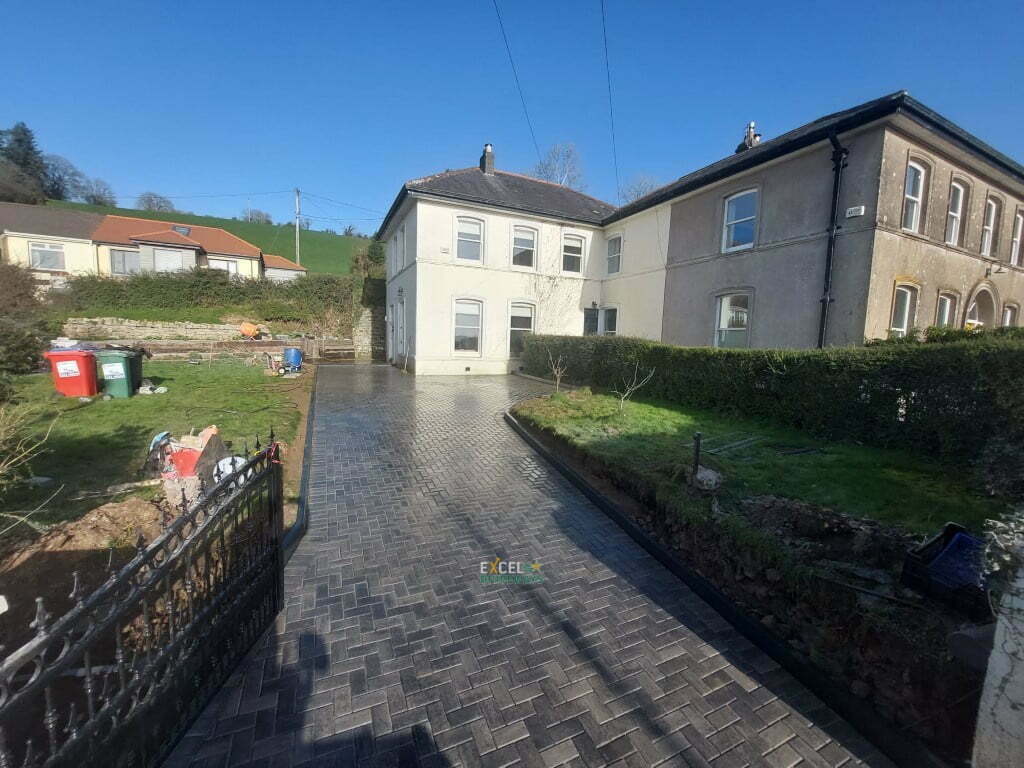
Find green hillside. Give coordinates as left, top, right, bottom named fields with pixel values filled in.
left=48, top=200, right=366, bottom=275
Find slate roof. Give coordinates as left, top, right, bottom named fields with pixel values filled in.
left=92, top=215, right=262, bottom=258
left=0, top=202, right=104, bottom=239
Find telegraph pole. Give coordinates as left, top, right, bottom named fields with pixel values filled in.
left=294, top=187, right=301, bottom=266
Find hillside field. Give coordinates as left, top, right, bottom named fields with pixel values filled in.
left=48, top=200, right=366, bottom=275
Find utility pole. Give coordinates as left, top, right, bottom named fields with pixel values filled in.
left=294, top=187, right=301, bottom=266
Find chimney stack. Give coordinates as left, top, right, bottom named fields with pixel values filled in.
left=480, top=143, right=495, bottom=174
left=735, top=122, right=762, bottom=154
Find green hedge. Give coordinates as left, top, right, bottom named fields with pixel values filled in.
left=521, top=335, right=1024, bottom=459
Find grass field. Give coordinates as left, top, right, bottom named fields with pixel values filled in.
left=49, top=200, right=367, bottom=275
left=514, top=389, right=1004, bottom=533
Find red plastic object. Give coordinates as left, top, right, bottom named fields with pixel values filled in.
left=43, top=350, right=98, bottom=397
left=169, top=449, right=201, bottom=477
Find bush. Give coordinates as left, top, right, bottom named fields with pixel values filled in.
left=0, top=264, right=47, bottom=389
left=521, top=334, right=1024, bottom=460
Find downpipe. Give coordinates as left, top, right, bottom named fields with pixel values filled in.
left=818, top=132, right=849, bottom=348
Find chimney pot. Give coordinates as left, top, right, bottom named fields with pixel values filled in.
left=480, top=144, right=495, bottom=174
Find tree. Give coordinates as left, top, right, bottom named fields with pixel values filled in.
left=299, top=217, right=312, bottom=230
left=135, top=191, right=176, bottom=212
left=621, top=174, right=660, bottom=203
left=0, top=158, right=45, bottom=204
left=42, top=155, right=86, bottom=200
left=82, top=178, right=116, bottom=206
left=612, top=361, right=656, bottom=412
left=0, top=122, right=46, bottom=185
left=342, top=225, right=358, bottom=237
left=533, top=143, right=584, bottom=189
left=242, top=207, right=273, bottom=224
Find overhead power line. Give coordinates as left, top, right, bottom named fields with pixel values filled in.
left=117, top=189, right=290, bottom=201
left=599, top=0, right=621, bottom=202
left=492, top=0, right=542, bottom=164
left=303, top=191, right=384, bottom=215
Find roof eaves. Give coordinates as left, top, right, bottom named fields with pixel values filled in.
left=409, top=188, right=606, bottom=225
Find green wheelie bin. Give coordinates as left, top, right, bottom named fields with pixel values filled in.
left=96, top=349, right=141, bottom=398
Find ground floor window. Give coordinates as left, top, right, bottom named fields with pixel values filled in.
left=1004, top=304, right=1019, bottom=327
left=110, top=249, right=141, bottom=275
left=30, top=241, right=65, bottom=270
left=889, top=285, right=918, bottom=338
left=600, top=307, right=617, bottom=336
left=583, top=307, right=617, bottom=336
left=208, top=258, right=237, bottom=274
left=509, top=303, right=534, bottom=357
left=583, top=307, right=598, bottom=335
left=935, top=292, right=957, bottom=327
left=454, top=299, right=481, bottom=352
left=715, top=293, right=750, bottom=347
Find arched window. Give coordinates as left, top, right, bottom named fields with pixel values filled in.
left=981, top=197, right=1001, bottom=257
left=722, top=189, right=758, bottom=252
left=1003, top=304, right=1019, bottom=328
left=966, top=289, right=997, bottom=328
left=935, top=292, right=958, bottom=327
left=511, top=226, right=537, bottom=269
left=1011, top=211, right=1023, bottom=267
left=902, top=162, right=926, bottom=233
left=945, top=180, right=966, bottom=246
left=889, top=284, right=918, bottom=338
left=456, top=217, right=484, bottom=261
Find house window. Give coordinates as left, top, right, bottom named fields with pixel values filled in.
left=397, top=299, right=406, bottom=353
left=456, top=218, right=483, bottom=261
left=600, top=308, right=617, bottom=336
left=715, top=293, right=750, bottom=347
left=562, top=235, right=583, bottom=272
left=1004, top=304, right=1019, bottom=327
left=454, top=299, right=482, bottom=352
left=902, top=162, right=925, bottom=233
left=398, top=224, right=406, bottom=270
left=889, top=285, right=918, bottom=338
left=391, top=235, right=398, bottom=273
left=29, top=242, right=65, bottom=270
left=208, top=258, right=237, bottom=274
left=512, top=227, right=536, bottom=268
left=981, top=197, right=1000, bottom=257
left=583, top=307, right=599, bottom=335
left=945, top=181, right=965, bottom=246
left=509, top=303, right=535, bottom=357
left=1011, top=212, right=1023, bottom=267
left=935, top=293, right=957, bottom=327
left=722, top=190, right=757, bottom=252
left=606, top=235, right=622, bottom=275
left=110, top=249, right=141, bottom=275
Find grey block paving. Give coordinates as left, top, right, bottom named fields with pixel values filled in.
left=168, top=366, right=893, bottom=768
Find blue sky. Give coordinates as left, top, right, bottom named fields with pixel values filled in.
left=3, top=0, right=1023, bottom=234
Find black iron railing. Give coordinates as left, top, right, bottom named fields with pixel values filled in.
left=0, top=443, right=284, bottom=768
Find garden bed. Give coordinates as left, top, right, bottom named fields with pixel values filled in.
left=512, top=389, right=997, bottom=761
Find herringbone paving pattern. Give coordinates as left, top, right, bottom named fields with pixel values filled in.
left=169, top=366, right=893, bottom=768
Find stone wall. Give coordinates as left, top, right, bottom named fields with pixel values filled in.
left=353, top=306, right=386, bottom=360
left=63, top=317, right=254, bottom=341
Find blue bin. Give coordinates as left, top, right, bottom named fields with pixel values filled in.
left=282, top=347, right=303, bottom=369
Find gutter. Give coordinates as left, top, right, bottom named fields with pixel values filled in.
left=818, top=132, right=849, bottom=348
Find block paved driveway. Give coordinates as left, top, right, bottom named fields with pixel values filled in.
left=170, top=366, right=892, bottom=768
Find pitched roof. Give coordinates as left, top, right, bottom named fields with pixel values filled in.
left=262, top=253, right=306, bottom=272
left=92, top=215, right=262, bottom=258
left=379, top=168, right=615, bottom=236
left=0, top=202, right=104, bottom=239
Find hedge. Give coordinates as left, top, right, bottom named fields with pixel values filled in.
left=521, top=334, right=1024, bottom=459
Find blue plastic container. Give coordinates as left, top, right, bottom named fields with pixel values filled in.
left=282, top=347, right=303, bottom=369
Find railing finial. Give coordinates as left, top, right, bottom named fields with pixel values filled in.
left=29, top=598, right=50, bottom=637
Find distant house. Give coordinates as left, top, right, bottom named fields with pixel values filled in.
left=0, top=203, right=105, bottom=288
left=262, top=252, right=306, bottom=282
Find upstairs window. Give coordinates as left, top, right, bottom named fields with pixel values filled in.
left=722, top=190, right=757, bottom=252
left=1004, top=304, right=1019, bottom=327
left=453, top=299, right=482, bottom=352
left=110, top=249, right=141, bottom=275
left=398, top=224, right=406, bottom=270
left=512, top=227, right=536, bottom=268
left=945, top=181, right=965, bottom=246
left=715, top=293, right=750, bottom=347
left=890, top=285, right=918, bottom=338
left=935, top=292, right=957, bottom=327
left=30, top=242, right=65, bottom=270
left=509, top=303, right=535, bottom=357
left=606, top=235, right=622, bottom=275
left=902, top=162, right=925, bottom=232
left=562, top=234, right=583, bottom=272
left=456, top=217, right=483, bottom=261
left=1011, top=212, right=1023, bottom=267
left=981, top=197, right=1000, bottom=257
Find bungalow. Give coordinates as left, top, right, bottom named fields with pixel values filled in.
left=262, top=252, right=306, bottom=281
left=0, top=203, right=105, bottom=287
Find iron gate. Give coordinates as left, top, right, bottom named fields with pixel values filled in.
left=0, top=443, right=284, bottom=767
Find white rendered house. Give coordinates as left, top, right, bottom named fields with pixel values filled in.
left=379, top=144, right=669, bottom=375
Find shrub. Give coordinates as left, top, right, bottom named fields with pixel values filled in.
left=0, top=264, right=47, bottom=384
left=521, top=334, right=1024, bottom=460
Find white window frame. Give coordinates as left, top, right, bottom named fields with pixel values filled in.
left=599, top=306, right=618, bottom=336
left=1003, top=304, right=1019, bottom=328
left=398, top=224, right=406, bottom=271
left=1011, top=211, right=1023, bottom=267
left=452, top=298, right=483, bottom=355
left=981, top=197, right=998, bottom=257
left=721, top=189, right=758, bottom=253
left=945, top=181, right=965, bottom=246
left=889, top=284, right=918, bottom=338
left=110, top=248, right=141, bottom=275
left=397, top=298, right=406, bottom=354
left=455, top=216, right=484, bottom=263
left=207, top=257, right=237, bottom=274
left=510, top=225, right=537, bottom=270
left=561, top=233, right=585, bottom=274
left=714, top=293, right=752, bottom=348
left=902, top=162, right=926, bottom=233
left=29, top=241, right=65, bottom=271
left=605, top=234, right=622, bottom=275
left=508, top=301, right=536, bottom=358
left=935, top=292, right=957, bottom=328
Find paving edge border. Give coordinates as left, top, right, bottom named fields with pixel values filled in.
left=282, top=362, right=320, bottom=562
left=503, top=408, right=948, bottom=768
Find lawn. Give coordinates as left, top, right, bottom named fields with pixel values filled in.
left=49, top=200, right=367, bottom=275
left=513, top=389, right=1004, bottom=534
left=3, top=361, right=304, bottom=531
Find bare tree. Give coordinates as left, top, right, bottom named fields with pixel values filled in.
left=135, top=191, right=176, bottom=212
left=342, top=224, right=358, bottom=236
left=242, top=207, right=273, bottom=224
left=42, top=155, right=86, bottom=201
left=533, top=143, right=584, bottom=190
left=612, top=361, right=656, bottom=412
left=547, top=349, right=568, bottom=392
left=621, top=174, right=660, bottom=203
left=82, top=178, right=116, bottom=206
